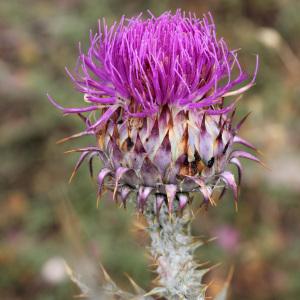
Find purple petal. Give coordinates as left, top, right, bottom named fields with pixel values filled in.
left=47, top=94, right=99, bottom=114
left=52, top=11, right=256, bottom=119
left=87, top=106, right=118, bottom=131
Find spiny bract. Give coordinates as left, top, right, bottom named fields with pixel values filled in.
left=49, top=10, right=260, bottom=213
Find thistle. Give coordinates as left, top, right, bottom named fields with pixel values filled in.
left=49, top=10, right=260, bottom=300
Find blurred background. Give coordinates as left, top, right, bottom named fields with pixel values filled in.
left=1, top=0, right=300, bottom=299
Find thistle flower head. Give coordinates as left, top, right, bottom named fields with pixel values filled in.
left=49, top=10, right=260, bottom=213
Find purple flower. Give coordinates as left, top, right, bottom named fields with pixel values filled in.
left=49, top=10, right=260, bottom=212
left=49, top=10, right=257, bottom=131
left=214, top=225, right=240, bottom=253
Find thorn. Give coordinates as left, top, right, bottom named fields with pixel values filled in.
left=235, top=200, right=239, bottom=213
left=56, top=132, right=91, bottom=144
left=150, top=276, right=161, bottom=285
left=143, top=287, right=166, bottom=297
left=99, top=263, right=111, bottom=282
left=218, top=187, right=227, bottom=202
left=132, top=219, right=147, bottom=231
left=236, top=111, right=252, bottom=131
left=124, top=273, right=144, bottom=294
left=230, top=108, right=236, bottom=120
left=64, top=149, right=77, bottom=154
left=216, top=121, right=226, bottom=141
left=55, top=136, right=72, bottom=145
left=113, top=184, right=119, bottom=203
left=96, top=191, right=105, bottom=208
left=226, top=266, right=234, bottom=285
left=74, top=294, right=88, bottom=299
left=64, top=262, right=73, bottom=277
left=195, top=261, right=211, bottom=269
left=208, top=262, right=223, bottom=272
left=69, top=170, right=76, bottom=184
left=193, top=204, right=208, bottom=218
left=261, top=160, right=271, bottom=171
left=207, top=192, right=216, bottom=207
left=190, top=240, right=204, bottom=250
left=205, top=278, right=215, bottom=289
left=207, top=236, right=218, bottom=243
left=148, top=261, right=159, bottom=268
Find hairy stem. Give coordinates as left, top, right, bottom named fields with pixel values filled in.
left=145, top=203, right=208, bottom=300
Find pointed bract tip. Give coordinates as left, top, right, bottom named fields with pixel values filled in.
left=124, top=273, right=145, bottom=294
left=137, top=186, right=152, bottom=213
left=165, top=184, right=177, bottom=214
left=99, top=263, right=112, bottom=282
left=236, top=111, right=252, bottom=131
left=178, top=193, right=189, bottom=210
left=155, top=194, right=166, bottom=215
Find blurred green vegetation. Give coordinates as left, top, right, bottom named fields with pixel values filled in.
left=0, top=0, right=300, bottom=299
